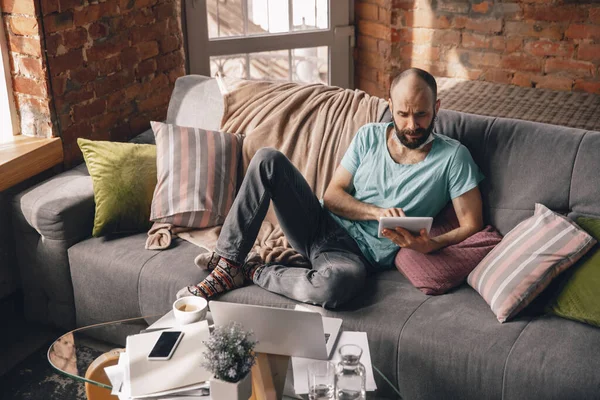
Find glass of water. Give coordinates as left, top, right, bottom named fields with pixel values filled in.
left=308, top=361, right=335, bottom=400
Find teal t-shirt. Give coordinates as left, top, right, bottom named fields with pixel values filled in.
left=328, top=122, right=484, bottom=269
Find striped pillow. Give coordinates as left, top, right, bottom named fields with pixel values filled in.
left=150, top=121, right=243, bottom=228
left=467, top=203, right=596, bottom=323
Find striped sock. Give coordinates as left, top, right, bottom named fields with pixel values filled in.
left=188, top=257, right=244, bottom=298
left=243, top=261, right=265, bottom=283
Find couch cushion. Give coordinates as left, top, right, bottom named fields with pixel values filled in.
left=68, top=235, right=209, bottom=325
left=150, top=122, right=243, bottom=228
left=569, top=130, right=600, bottom=219
left=78, top=139, right=157, bottom=237
left=436, top=110, right=586, bottom=235
left=395, top=205, right=502, bottom=295
left=467, top=203, right=596, bottom=323
left=397, top=225, right=502, bottom=295
left=398, top=284, right=531, bottom=400
left=14, top=163, right=94, bottom=242
left=503, top=314, right=600, bottom=399
left=547, top=216, right=600, bottom=328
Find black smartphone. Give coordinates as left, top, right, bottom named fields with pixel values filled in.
left=147, top=331, right=184, bottom=361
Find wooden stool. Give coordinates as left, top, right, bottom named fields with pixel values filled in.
left=84, top=348, right=125, bottom=400
left=250, top=353, right=290, bottom=400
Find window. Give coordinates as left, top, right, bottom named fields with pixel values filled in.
left=185, top=0, right=354, bottom=88
left=0, top=18, right=19, bottom=141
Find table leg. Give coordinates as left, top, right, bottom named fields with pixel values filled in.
left=250, top=353, right=290, bottom=400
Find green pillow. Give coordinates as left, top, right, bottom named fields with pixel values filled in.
left=547, top=217, right=600, bottom=327
left=78, top=138, right=157, bottom=237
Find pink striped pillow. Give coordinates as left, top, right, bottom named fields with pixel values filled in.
left=150, top=121, right=243, bottom=228
left=467, top=203, right=597, bottom=323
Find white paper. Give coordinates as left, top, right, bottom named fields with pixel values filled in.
left=145, top=310, right=176, bottom=331
left=144, top=310, right=214, bottom=333
left=294, top=304, right=327, bottom=315
left=104, top=365, right=125, bottom=394
left=291, top=331, right=377, bottom=395
left=127, top=320, right=212, bottom=397
left=103, top=352, right=130, bottom=400
left=130, top=382, right=209, bottom=399
left=104, top=364, right=124, bottom=396
left=105, top=345, right=210, bottom=400
left=122, top=351, right=131, bottom=398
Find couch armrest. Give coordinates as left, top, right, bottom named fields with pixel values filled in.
left=13, top=163, right=94, bottom=242
left=12, top=163, right=95, bottom=329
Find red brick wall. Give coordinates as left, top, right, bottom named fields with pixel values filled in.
left=2, top=0, right=55, bottom=137
left=355, top=0, right=394, bottom=98
left=44, top=0, right=186, bottom=166
left=1, top=0, right=186, bottom=166
left=355, top=0, right=600, bottom=97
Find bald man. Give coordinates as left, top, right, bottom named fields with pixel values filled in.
left=179, top=68, right=484, bottom=308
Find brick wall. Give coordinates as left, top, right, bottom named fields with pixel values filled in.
left=44, top=0, right=186, bottom=166
left=355, top=0, right=600, bottom=97
left=2, top=0, right=54, bottom=137
left=1, top=0, right=186, bottom=167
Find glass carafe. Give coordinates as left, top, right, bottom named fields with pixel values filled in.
left=335, top=344, right=366, bottom=400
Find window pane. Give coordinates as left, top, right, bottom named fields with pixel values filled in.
left=249, top=50, right=289, bottom=81
left=265, top=0, right=289, bottom=34
left=246, top=0, right=269, bottom=35
left=207, top=0, right=244, bottom=38
left=208, top=0, right=329, bottom=38
left=292, top=0, right=328, bottom=31
left=209, top=46, right=328, bottom=85
left=210, top=56, right=248, bottom=80
left=292, top=46, right=328, bottom=84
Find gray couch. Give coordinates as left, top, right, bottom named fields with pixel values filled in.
left=12, top=75, right=600, bottom=399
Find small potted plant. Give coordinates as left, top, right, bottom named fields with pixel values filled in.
left=201, top=322, right=257, bottom=400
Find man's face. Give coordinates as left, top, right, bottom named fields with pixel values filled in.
left=392, top=109, right=436, bottom=149
left=389, top=79, right=439, bottom=150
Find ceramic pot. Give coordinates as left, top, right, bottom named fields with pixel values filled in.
left=209, top=371, right=252, bottom=400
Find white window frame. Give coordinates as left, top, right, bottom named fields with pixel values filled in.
left=0, top=17, right=19, bottom=141
left=185, top=0, right=354, bottom=88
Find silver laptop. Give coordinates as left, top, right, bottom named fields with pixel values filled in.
left=209, top=301, right=342, bottom=360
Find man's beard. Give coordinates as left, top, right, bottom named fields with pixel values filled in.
left=393, top=112, right=436, bottom=150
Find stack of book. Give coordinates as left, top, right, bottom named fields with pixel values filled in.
left=105, top=320, right=212, bottom=399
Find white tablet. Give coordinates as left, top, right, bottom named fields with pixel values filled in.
left=378, top=217, right=433, bottom=238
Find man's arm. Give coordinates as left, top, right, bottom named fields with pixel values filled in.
left=323, top=165, right=377, bottom=220
left=323, top=165, right=407, bottom=221
left=382, top=186, right=484, bottom=253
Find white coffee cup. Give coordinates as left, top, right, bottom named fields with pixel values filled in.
left=173, top=296, right=208, bottom=325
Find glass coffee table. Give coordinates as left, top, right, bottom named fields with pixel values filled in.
left=48, top=315, right=163, bottom=399
left=48, top=313, right=401, bottom=399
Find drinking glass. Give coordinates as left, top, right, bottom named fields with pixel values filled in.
left=307, top=361, right=335, bottom=400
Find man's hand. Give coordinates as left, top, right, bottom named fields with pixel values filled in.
left=382, top=227, right=438, bottom=254
left=381, top=187, right=484, bottom=254
left=378, top=207, right=406, bottom=218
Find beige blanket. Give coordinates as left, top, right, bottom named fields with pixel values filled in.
left=147, top=79, right=386, bottom=270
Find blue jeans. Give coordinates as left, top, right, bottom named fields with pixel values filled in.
left=215, top=148, right=372, bottom=308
